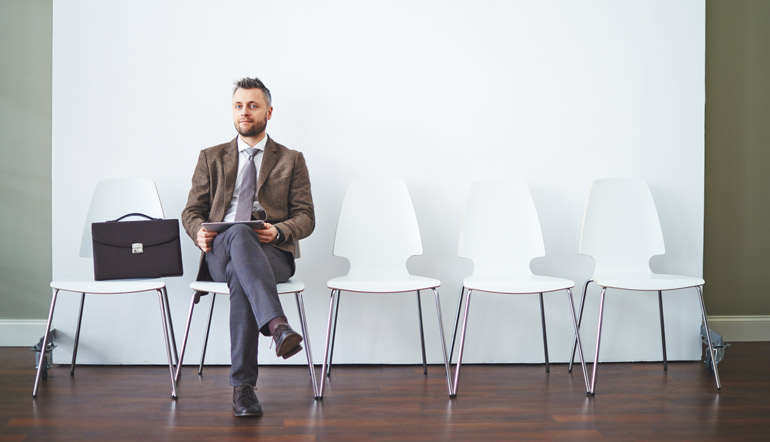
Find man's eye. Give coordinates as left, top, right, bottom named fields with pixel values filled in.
left=235, top=104, right=242, bottom=109
left=249, top=104, right=257, bottom=109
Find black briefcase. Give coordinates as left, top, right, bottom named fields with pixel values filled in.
left=91, top=213, right=184, bottom=280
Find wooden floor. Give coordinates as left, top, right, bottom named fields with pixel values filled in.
left=2, top=343, right=769, bottom=441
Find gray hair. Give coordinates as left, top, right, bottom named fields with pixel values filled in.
left=233, top=77, right=272, bottom=106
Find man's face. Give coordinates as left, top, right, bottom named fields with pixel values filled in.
left=232, top=87, right=272, bottom=138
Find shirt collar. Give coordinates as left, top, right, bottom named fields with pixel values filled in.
left=237, top=134, right=268, bottom=153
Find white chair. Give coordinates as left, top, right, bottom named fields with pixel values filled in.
left=449, top=181, right=590, bottom=396
left=174, top=280, right=320, bottom=399
left=34, top=178, right=178, bottom=398
left=319, top=179, right=453, bottom=397
left=569, top=178, right=721, bottom=394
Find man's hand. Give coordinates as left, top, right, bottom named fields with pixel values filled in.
left=196, top=227, right=217, bottom=252
left=256, top=222, right=279, bottom=243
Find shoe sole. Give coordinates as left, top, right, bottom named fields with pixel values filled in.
left=233, top=408, right=263, bottom=417
left=281, top=344, right=303, bottom=360
left=276, top=333, right=303, bottom=358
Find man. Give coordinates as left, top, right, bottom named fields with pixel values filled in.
left=182, top=77, right=315, bottom=417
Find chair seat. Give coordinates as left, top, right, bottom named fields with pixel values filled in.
left=463, top=274, right=575, bottom=294
left=593, top=272, right=704, bottom=291
left=327, top=274, right=440, bottom=293
left=190, top=279, right=305, bottom=295
left=50, top=279, right=165, bottom=294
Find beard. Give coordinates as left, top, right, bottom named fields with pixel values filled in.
left=235, top=117, right=268, bottom=138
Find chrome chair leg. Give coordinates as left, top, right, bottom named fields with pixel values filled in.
left=33, top=289, right=59, bottom=398
left=174, top=291, right=199, bottom=383
left=295, top=291, right=320, bottom=399
left=327, top=290, right=342, bottom=377
left=431, top=288, right=453, bottom=397
left=319, top=289, right=339, bottom=398
left=198, top=292, right=217, bottom=376
left=539, top=292, right=549, bottom=373
left=697, top=286, right=722, bottom=390
left=589, top=286, right=607, bottom=395
left=162, top=286, right=179, bottom=367
left=449, top=286, right=465, bottom=364
left=156, top=289, right=178, bottom=399
left=569, top=279, right=593, bottom=373
left=416, top=290, right=428, bottom=375
left=566, top=288, right=590, bottom=394
left=70, top=293, right=86, bottom=376
left=658, top=290, right=668, bottom=371
left=451, top=289, right=473, bottom=398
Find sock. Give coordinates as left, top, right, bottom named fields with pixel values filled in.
left=268, top=316, right=288, bottom=336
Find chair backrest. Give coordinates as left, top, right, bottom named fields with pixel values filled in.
left=79, top=178, right=164, bottom=258
left=458, top=180, right=545, bottom=276
left=333, top=179, right=422, bottom=277
left=579, top=178, right=665, bottom=273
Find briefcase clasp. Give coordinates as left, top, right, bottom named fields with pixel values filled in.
left=132, top=243, right=144, bottom=254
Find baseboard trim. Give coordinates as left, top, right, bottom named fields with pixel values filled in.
left=0, top=320, right=48, bottom=346
left=3, top=316, right=767, bottom=346
left=708, top=315, right=770, bottom=342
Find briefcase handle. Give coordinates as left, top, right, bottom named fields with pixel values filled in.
left=109, top=212, right=162, bottom=222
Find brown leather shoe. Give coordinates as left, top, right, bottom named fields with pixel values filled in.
left=233, top=385, right=263, bottom=417
left=273, top=324, right=303, bottom=358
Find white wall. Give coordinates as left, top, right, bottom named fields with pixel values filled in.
left=51, top=0, right=706, bottom=366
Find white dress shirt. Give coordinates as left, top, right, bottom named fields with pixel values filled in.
left=223, top=135, right=268, bottom=222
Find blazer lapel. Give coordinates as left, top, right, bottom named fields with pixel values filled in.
left=222, top=137, right=239, bottom=210
left=258, top=136, right=279, bottom=192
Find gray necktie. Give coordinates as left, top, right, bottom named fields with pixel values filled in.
left=234, top=148, right=260, bottom=221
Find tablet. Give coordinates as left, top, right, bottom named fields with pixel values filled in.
left=201, top=220, right=265, bottom=233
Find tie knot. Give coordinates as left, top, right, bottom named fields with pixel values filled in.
left=244, top=147, right=259, bottom=160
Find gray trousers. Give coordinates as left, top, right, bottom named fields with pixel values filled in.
left=205, top=224, right=294, bottom=386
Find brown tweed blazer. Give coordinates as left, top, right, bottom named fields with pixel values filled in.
left=182, top=136, right=315, bottom=281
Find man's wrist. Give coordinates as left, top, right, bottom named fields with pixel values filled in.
left=274, top=227, right=283, bottom=243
